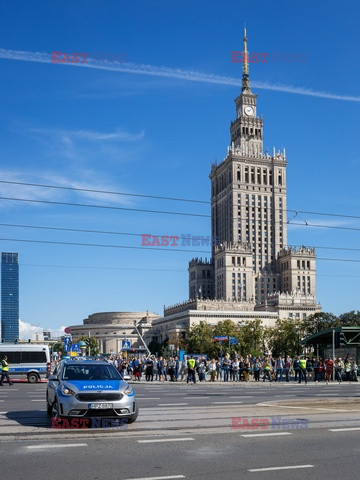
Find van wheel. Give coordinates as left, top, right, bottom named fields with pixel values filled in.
left=27, top=373, right=39, bottom=383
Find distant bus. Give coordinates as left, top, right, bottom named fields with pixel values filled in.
left=0, top=344, right=50, bottom=383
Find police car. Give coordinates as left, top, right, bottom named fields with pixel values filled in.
left=46, top=357, right=138, bottom=423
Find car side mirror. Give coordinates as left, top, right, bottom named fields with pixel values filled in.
left=48, top=375, right=59, bottom=382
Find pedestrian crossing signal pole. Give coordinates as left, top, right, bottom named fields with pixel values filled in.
left=88, top=331, right=91, bottom=357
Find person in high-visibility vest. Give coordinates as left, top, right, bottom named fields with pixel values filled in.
left=0, top=356, right=13, bottom=386
left=298, top=357, right=308, bottom=384
left=187, top=356, right=196, bottom=384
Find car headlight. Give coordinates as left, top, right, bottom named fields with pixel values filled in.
left=61, top=385, right=76, bottom=396
left=124, top=386, right=133, bottom=396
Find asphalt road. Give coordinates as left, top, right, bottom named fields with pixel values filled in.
left=1, top=381, right=360, bottom=479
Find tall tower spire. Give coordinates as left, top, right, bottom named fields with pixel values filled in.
left=242, top=27, right=251, bottom=93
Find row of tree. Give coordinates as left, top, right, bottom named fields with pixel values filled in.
left=150, top=311, right=360, bottom=359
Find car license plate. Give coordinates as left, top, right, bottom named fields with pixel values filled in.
left=89, top=403, right=113, bottom=409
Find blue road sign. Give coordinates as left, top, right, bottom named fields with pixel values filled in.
left=229, top=337, right=239, bottom=345
left=122, top=340, right=131, bottom=350
left=64, top=336, right=71, bottom=352
left=72, top=343, right=80, bottom=352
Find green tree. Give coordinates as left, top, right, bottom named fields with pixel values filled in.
left=239, top=319, right=265, bottom=357
left=338, top=310, right=360, bottom=326
left=267, top=319, right=300, bottom=358
left=300, top=312, right=339, bottom=335
left=185, top=321, right=217, bottom=357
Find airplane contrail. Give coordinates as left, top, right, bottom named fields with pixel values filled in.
left=0, top=48, right=359, bottom=103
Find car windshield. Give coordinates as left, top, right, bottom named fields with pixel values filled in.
left=62, top=364, right=122, bottom=381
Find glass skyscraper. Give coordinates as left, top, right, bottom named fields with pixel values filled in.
left=1, top=252, right=19, bottom=342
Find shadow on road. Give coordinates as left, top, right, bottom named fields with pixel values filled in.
left=6, top=410, right=51, bottom=428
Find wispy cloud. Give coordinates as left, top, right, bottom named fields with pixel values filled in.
left=29, top=126, right=144, bottom=143
left=1, top=47, right=360, bottom=103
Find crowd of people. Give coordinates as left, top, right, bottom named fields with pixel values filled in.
left=106, top=353, right=359, bottom=384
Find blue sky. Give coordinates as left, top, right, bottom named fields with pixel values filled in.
left=0, top=0, right=359, bottom=336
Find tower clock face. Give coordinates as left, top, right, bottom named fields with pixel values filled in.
left=244, top=106, right=254, bottom=116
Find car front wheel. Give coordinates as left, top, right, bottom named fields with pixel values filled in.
left=51, top=399, right=61, bottom=419
left=126, top=404, right=139, bottom=424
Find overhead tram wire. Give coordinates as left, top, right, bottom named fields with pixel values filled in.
left=1, top=237, right=360, bottom=264
left=2, top=222, right=360, bottom=254
left=0, top=180, right=208, bottom=204
left=1, top=179, right=360, bottom=221
left=0, top=196, right=210, bottom=218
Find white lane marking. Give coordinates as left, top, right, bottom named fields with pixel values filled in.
left=275, top=395, right=296, bottom=397
left=137, top=398, right=161, bottom=400
left=241, top=432, right=292, bottom=437
left=138, top=438, right=194, bottom=443
left=0, top=400, right=4, bottom=402
left=26, top=443, right=87, bottom=450
left=31, top=400, right=44, bottom=402
left=248, top=465, right=314, bottom=472
left=229, top=396, right=254, bottom=398
left=212, top=401, right=243, bottom=404
left=329, top=427, right=360, bottom=432
left=122, top=476, right=185, bottom=480
left=0, top=411, right=8, bottom=414
left=158, top=403, right=188, bottom=406
left=257, top=404, right=310, bottom=409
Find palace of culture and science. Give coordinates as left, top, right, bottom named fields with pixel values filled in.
left=148, top=30, right=321, bottom=343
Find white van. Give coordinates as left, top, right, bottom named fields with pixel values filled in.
left=0, top=344, right=50, bottom=383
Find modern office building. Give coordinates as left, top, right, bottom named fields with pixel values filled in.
left=1, top=252, right=19, bottom=342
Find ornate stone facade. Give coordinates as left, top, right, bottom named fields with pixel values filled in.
left=185, top=29, right=320, bottom=319
left=69, top=311, right=160, bottom=354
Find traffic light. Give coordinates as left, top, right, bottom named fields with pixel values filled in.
left=335, top=332, right=346, bottom=348
left=86, top=338, right=91, bottom=347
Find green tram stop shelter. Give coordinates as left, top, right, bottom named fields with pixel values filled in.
left=300, top=326, right=360, bottom=365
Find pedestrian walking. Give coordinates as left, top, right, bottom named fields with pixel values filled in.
left=293, top=356, right=300, bottom=381
left=187, top=356, right=196, bottom=384
left=208, top=358, right=217, bottom=382
left=0, top=356, right=13, bottom=386
left=283, top=356, right=291, bottom=382
left=243, top=356, right=250, bottom=382
left=262, top=358, right=272, bottom=382
left=275, top=356, right=284, bottom=382
left=335, top=357, right=344, bottom=383
left=167, top=357, right=176, bottom=382
left=351, top=361, right=358, bottom=382
left=253, top=357, right=261, bottom=382
left=325, top=356, right=334, bottom=382
left=298, top=356, right=307, bottom=384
